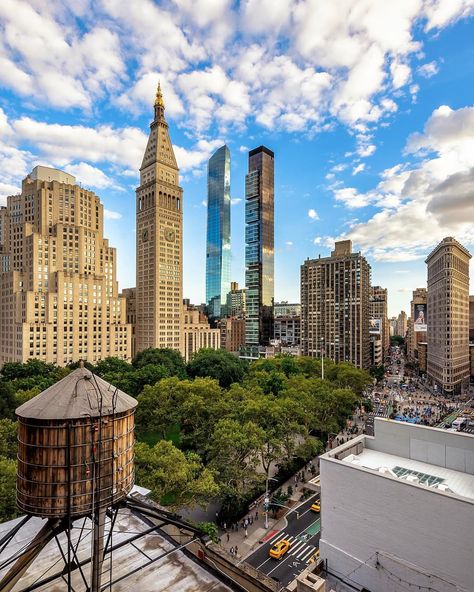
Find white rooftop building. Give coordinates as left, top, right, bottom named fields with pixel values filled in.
left=319, top=418, right=474, bottom=592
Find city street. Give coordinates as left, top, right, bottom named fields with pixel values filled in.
left=245, top=493, right=321, bottom=588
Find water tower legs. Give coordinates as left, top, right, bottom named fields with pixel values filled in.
left=91, top=506, right=106, bottom=592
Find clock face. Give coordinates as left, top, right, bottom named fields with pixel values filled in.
left=165, top=228, right=176, bottom=243
left=142, top=229, right=149, bottom=242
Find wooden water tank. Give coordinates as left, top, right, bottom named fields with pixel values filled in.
left=16, top=367, right=137, bottom=518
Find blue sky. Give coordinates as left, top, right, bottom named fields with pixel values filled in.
left=1, top=1, right=474, bottom=317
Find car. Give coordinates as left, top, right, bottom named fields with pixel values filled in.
left=269, top=539, right=291, bottom=559
left=310, top=502, right=321, bottom=513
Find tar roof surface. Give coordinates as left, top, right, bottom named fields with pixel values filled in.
left=16, top=367, right=137, bottom=420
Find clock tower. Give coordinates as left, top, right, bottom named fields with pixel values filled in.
left=136, top=83, right=183, bottom=355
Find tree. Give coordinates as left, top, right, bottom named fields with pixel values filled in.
left=133, top=348, right=187, bottom=378
left=15, top=387, right=41, bottom=407
left=370, top=365, right=385, bottom=383
left=0, top=381, right=16, bottom=420
left=0, top=419, right=18, bottom=460
left=136, top=377, right=187, bottom=439
left=207, top=418, right=263, bottom=506
left=94, top=357, right=132, bottom=377
left=187, top=349, right=246, bottom=388
left=0, top=458, right=18, bottom=522
left=134, top=440, right=219, bottom=507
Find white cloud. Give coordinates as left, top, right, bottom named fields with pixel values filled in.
left=328, top=104, right=474, bottom=261
left=352, top=163, right=365, bottom=175
left=308, top=208, right=320, bottom=220
left=417, top=60, right=439, bottom=78
left=357, top=144, right=376, bottom=158
left=174, top=138, right=224, bottom=172
left=239, top=145, right=249, bottom=153
left=65, top=162, right=116, bottom=189
left=104, top=209, right=122, bottom=220
left=285, top=240, right=294, bottom=247
left=231, top=198, right=242, bottom=205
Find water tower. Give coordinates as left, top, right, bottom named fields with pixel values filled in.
left=0, top=365, right=137, bottom=592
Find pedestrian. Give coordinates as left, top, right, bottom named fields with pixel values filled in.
left=235, top=545, right=238, bottom=556
left=255, top=511, right=259, bottom=521
left=245, top=528, right=248, bottom=538
left=250, top=515, right=253, bottom=525
left=223, top=521, right=227, bottom=531
left=230, top=546, right=234, bottom=557
left=226, top=532, right=230, bottom=542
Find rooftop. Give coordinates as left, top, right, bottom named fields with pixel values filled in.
left=0, top=507, right=232, bottom=592
left=323, top=418, right=474, bottom=503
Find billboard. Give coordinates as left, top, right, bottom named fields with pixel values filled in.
left=369, top=318, right=381, bottom=335
left=414, top=304, right=427, bottom=332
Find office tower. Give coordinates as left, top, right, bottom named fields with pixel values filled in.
left=205, top=145, right=231, bottom=321
left=426, top=237, right=471, bottom=395
left=369, top=286, right=389, bottom=360
left=301, top=240, right=371, bottom=370
left=395, top=311, right=408, bottom=337
left=136, top=83, right=183, bottom=354
left=0, top=166, right=130, bottom=365
left=245, top=146, right=274, bottom=347
left=407, top=288, right=427, bottom=362
left=219, top=317, right=246, bottom=352
left=182, top=301, right=220, bottom=362
left=226, top=281, right=247, bottom=318
left=274, top=301, right=301, bottom=317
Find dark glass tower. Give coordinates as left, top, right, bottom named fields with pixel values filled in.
left=245, top=146, right=274, bottom=347
left=205, top=145, right=231, bottom=320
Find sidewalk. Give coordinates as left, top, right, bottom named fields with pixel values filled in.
left=217, top=463, right=320, bottom=561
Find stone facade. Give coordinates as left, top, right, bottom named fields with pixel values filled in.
left=0, top=166, right=130, bottom=365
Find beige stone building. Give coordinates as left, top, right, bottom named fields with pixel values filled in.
left=426, top=237, right=471, bottom=395
left=301, top=240, right=371, bottom=370
left=395, top=310, right=408, bottom=337
left=182, top=302, right=220, bottom=363
left=135, top=84, right=183, bottom=355
left=0, top=166, right=130, bottom=366
left=469, top=295, right=474, bottom=343
left=219, top=317, right=245, bottom=353
left=407, top=288, right=427, bottom=362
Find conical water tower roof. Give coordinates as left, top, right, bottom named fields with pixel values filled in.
left=16, top=367, right=137, bottom=420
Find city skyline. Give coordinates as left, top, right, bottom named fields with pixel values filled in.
left=0, top=3, right=473, bottom=317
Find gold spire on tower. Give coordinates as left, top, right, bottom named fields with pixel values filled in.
left=154, top=82, right=165, bottom=109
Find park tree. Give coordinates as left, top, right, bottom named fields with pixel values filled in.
left=134, top=440, right=219, bottom=508
left=207, top=418, right=263, bottom=506
left=15, top=387, right=41, bottom=407
left=187, top=349, right=246, bottom=388
left=94, top=357, right=132, bottom=377
left=0, top=419, right=18, bottom=460
left=133, top=348, right=187, bottom=378
left=136, top=377, right=186, bottom=439
left=0, top=381, right=16, bottom=420
left=0, top=458, right=18, bottom=522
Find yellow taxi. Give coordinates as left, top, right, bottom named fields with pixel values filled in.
left=309, top=549, right=320, bottom=564
left=269, top=539, right=291, bottom=559
left=310, top=502, right=320, bottom=513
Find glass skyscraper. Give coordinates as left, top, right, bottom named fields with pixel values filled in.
left=245, top=146, right=274, bottom=347
left=206, top=145, right=231, bottom=320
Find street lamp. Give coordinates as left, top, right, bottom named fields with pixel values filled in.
left=264, top=476, right=279, bottom=529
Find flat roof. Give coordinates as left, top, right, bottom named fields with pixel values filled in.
left=342, top=448, right=474, bottom=501
left=0, top=509, right=232, bottom=591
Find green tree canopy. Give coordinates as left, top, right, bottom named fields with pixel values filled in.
left=187, top=349, right=246, bottom=388
left=0, top=381, right=16, bottom=420
left=0, top=458, right=18, bottom=522
left=0, top=419, right=18, bottom=460
left=135, top=440, right=219, bottom=508
left=133, top=348, right=187, bottom=378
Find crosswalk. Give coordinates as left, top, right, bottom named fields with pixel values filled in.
left=265, top=529, right=318, bottom=564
